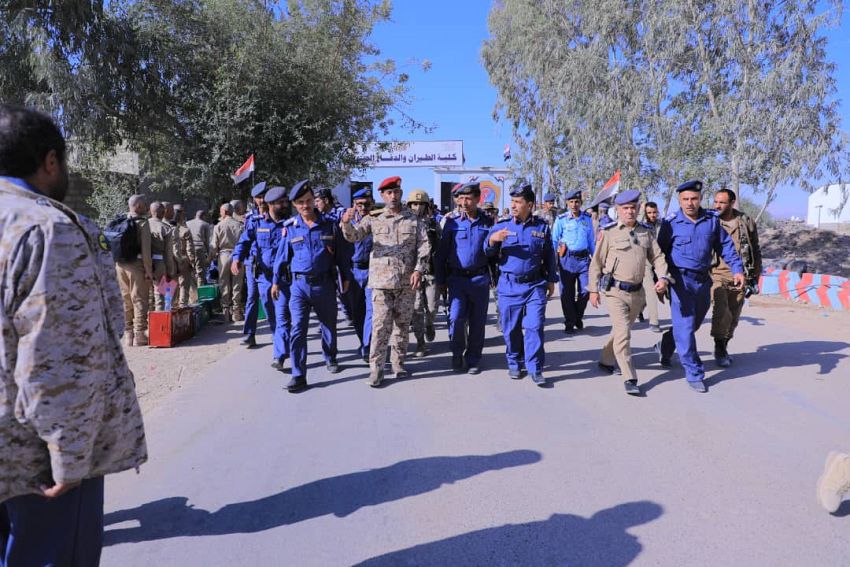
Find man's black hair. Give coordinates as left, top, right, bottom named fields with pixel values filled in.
left=644, top=201, right=659, bottom=210
left=715, top=188, right=737, bottom=202
left=0, top=104, right=66, bottom=178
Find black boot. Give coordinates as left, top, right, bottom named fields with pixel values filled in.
left=714, top=338, right=731, bottom=367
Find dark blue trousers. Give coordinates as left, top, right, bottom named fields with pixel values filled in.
left=257, top=275, right=290, bottom=361
left=447, top=274, right=490, bottom=366
left=243, top=261, right=260, bottom=336
left=349, top=268, right=372, bottom=359
left=558, top=255, right=590, bottom=328
left=1, top=477, right=104, bottom=567
left=663, top=271, right=713, bottom=381
left=289, top=278, right=337, bottom=379
left=498, top=278, right=548, bottom=374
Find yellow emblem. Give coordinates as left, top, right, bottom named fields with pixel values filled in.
left=98, top=233, right=110, bottom=251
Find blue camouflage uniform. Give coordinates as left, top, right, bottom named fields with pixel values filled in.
left=485, top=202, right=558, bottom=377
left=348, top=192, right=375, bottom=360
left=656, top=195, right=743, bottom=384
left=234, top=211, right=290, bottom=362
left=274, top=208, right=351, bottom=381
left=552, top=207, right=595, bottom=331
left=435, top=187, right=494, bottom=370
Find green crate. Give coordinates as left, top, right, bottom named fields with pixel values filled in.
left=197, top=284, right=220, bottom=301
left=258, top=301, right=267, bottom=321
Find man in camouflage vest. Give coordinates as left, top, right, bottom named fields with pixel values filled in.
left=341, top=176, right=430, bottom=387
left=0, top=104, right=147, bottom=567
left=407, top=189, right=439, bottom=357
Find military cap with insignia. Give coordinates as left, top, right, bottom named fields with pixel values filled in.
left=352, top=187, right=372, bottom=200
left=614, top=189, right=641, bottom=205
left=543, top=192, right=557, bottom=202
left=676, top=179, right=703, bottom=193
left=288, top=179, right=312, bottom=201
left=454, top=181, right=481, bottom=196
left=265, top=185, right=288, bottom=203
left=378, top=176, right=402, bottom=192
left=565, top=189, right=582, bottom=201
left=250, top=181, right=268, bottom=198
left=509, top=183, right=534, bottom=202
left=407, top=189, right=430, bottom=204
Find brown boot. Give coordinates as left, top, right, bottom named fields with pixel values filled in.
left=134, top=332, right=148, bottom=347
left=232, top=309, right=244, bottom=322
left=122, top=331, right=134, bottom=348
left=222, top=308, right=232, bottom=322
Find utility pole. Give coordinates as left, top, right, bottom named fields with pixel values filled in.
left=816, top=204, right=823, bottom=229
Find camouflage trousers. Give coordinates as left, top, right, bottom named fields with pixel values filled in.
left=412, top=274, right=437, bottom=342
left=370, top=287, right=415, bottom=373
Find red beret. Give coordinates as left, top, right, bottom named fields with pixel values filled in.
left=378, top=176, right=402, bottom=191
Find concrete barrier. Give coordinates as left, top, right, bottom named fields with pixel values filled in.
left=758, top=268, right=850, bottom=310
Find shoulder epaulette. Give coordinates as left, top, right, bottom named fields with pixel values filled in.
left=369, top=209, right=383, bottom=216
left=557, top=212, right=569, bottom=219
left=704, top=209, right=719, bottom=217
left=601, top=222, right=617, bottom=230
left=664, top=213, right=677, bottom=221
left=283, top=218, right=296, bottom=227
left=497, top=215, right=511, bottom=222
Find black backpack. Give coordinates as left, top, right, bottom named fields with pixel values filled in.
left=104, top=214, right=141, bottom=263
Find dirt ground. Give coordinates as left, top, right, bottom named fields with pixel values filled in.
left=760, top=221, right=850, bottom=278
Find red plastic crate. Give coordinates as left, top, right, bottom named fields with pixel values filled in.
left=148, top=308, right=194, bottom=347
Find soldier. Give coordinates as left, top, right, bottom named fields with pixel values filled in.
left=239, top=182, right=269, bottom=341
left=273, top=180, right=351, bottom=392
left=540, top=192, right=558, bottom=228
left=552, top=189, right=595, bottom=334
left=588, top=190, right=672, bottom=395
left=710, top=188, right=762, bottom=367
left=407, top=189, right=439, bottom=356
left=210, top=202, right=244, bottom=322
left=114, top=194, right=153, bottom=347
left=0, top=103, right=147, bottom=567
left=347, top=187, right=375, bottom=362
left=231, top=199, right=246, bottom=223
left=638, top=201, right=663, bottom=332
left=434, top=182, right=494, bottom=374
left=172, top=204, right=197, bottom=306
left=148, top=201, right=177, bottom=310
left=485, top=184, right=558, bottom=387
left=187, top=209, right=212, bottom=286
left=656, top=180, right=744, bottom=393
left=341, top=176, right=430, bottom=387
left=232, top=186, right=291, bottom=368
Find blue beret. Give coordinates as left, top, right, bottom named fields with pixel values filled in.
left=454, top=182, right=481, bottom=196
left=614, top=189, right=641, bottom=205
left=352, top=188, right=372, bottom=200
left=289, top=179, right=312, bottom=201
left=509, top=183, right=534, bottom=201
left=265, top=185, right=287, bottom=203
left=676, top=179, right=703, bottom=193
left=543, top=192, right=557, bottom=202
left=598, top=201, right=610, bottom=210
left=250, top=181, right=268, bottom=198
left=565, top=189, right=582, bottom=201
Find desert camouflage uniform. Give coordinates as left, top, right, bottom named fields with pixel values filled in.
left=341, top=208, right=430, bottom=377
left=0, top=179, right=147, bottom=503
left=412, top=214, right=439, bottom=348
left=173, top=222, right=197, bottom=306
left=211, top=215, right=245, bottom=320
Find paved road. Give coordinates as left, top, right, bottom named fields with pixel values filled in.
left=103, top=296, right=850, bottom=566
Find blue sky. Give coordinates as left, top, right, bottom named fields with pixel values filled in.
left=360, top=1, right=850, bottom=218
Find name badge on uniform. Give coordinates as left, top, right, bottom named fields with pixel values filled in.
left=257, top=228, right=270, bottom=233
left=531, top=230, right=545, bottom=239
left=505, top=231, right=518, bottom=237
left=321, top=235, right=334, bottom=241
left=291, top=236, right=304, bottom=243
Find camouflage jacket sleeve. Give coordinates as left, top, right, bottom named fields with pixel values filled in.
left=341, top=214, right=372, bottom=243
left=415, top=217, right=431, bottom=274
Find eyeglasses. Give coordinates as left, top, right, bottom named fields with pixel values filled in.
left=629, top=230, right=639, bottom=246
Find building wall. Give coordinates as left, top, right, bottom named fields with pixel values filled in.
left=807, top=184, right=850, bottom=227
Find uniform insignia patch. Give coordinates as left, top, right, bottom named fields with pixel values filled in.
left=36, top=197, right=50, bottom=206
left=291, top=236, right=304, bottom=243
left=258, top=228, right=270, bottom=233
left=321, top=235, right=334, bottom=241
left=531, top=230, right=545, bottom=238
left=98, top=233, right=110, bottom=251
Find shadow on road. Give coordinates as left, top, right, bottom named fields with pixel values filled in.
left=103, top=450, right=542, bottom=545
left=354, top=501, right=663, bottom=566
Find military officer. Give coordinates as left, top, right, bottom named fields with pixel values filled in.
left=485, top=184, right=557, bottom=386
left=540, top=192, right=558, bottom=228
left=115, top=194, right=153, bottom=347
left=232, top=185, right=291, bottom=368
left=172, top=204, right=197, bottom=307
left=639, top=201, right=663, bottom=332
left=435, top=182, right=494, bottom=374
left=588, top=190, right=672, bottom=395
left=552, top=189, right=595, bottom=334
left=656, top=180, right=744, bottom=393
left=341, top=176, right=430, bottom=387
left=239, top=181, right=269, bottom=341
left=187, top=210, right=212, bottom=286
left=210, top=202, right=244, bottom=322
left=273, top=180, right=351, bottom=392
left=148, top=201, right=176, bottom=310
left=408, top=189, right=439, bottom=356
left=710, top=188, right=762, bottom=366
left=348, top=187, right=375, bottom=362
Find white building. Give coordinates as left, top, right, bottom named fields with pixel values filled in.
left=807, top=184, right=850, bottom=227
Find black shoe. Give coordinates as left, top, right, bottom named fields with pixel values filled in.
left=531, top=372, right=546, bottom=386
left=426, top=325, right=436, bottom=342
left=688, top=380, right=707, bottom=393
left=637, top=312, right=645, bottom=323
left=597, top=362, right=621, bottom=375
left=624, top=380, right=641, bottom=395
left=271, top=358, right=284, bottom=370
left=508, top=369, right=522, bottom=380
left=363, top=355, right=370, bottom=364
left=326, top=360, right=340, bottom=374
left=451, top=356, right=464, bottom=372
left=394, top=367, right=409, bottom=379
left=467, top=365, right=481, bottom=375
left=564, top=325, right=575, bottom=335
left=655, top=341, right=672, bottom=368
left=286, top=377, right=308, bottom=392
left=241, top=334, right=256, bottom=348
left=575, top=320, right=584, bottom=330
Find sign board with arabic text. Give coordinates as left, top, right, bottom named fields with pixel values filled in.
left=357, top=141, right=463, bottom=168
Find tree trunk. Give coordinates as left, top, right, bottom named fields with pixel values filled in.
left=754, top=186, right=776, bottom=223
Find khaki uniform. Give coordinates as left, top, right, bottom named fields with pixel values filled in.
left=211, top=216, right=245, bottom=319
left=115, top=212, right=153, bottom=340
left=589, top=222, right=670, bottom=381
left=187, top=217, right=212, bottom=286
left=148, top=218, right=176, bottom=310
left=172, top=222, right=197, bottom=306
left=342, top=208, right=430, bottom=375
left=711, top=211, right=761, bottom=341
left=0, top=179, right=147, bottom=503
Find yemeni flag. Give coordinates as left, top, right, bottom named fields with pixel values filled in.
left=503, top=144, right=511, bottom=161
left=231, top=154, right=255, bottom=185
left=596, top=170, right=620, bottom=202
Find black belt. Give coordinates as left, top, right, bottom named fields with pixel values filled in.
left=450, top=266, right=489, bottom=278
left=353, top=261, right=370, bottom=269
left=612, top=279, right=642, bottom=292
left=502, top=270, right=543, bottom=284
left=293, top=272, right=332, bottom=284
left=568, top=249, right=590, bottom=258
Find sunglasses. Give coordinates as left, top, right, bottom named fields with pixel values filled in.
left=628, top=230, right=639, bottom=246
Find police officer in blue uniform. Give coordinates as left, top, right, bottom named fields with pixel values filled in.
left=273, top=180, right=350, bottom=392
left=347, top=187, right=375, bottom=362
left=552, top=189, right=595, bottom=333
left=239, top=181, right=269, bottom=347
left=232, top=186, right=291, bottom=369
left=435, top=181, right=495, bottom=374
left=656, top=180, right=744, bottom=393
left=485, top=184, right=557, bottom=386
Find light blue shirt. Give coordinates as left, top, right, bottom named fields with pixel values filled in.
left=552, top=211, right=595, bottom=255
